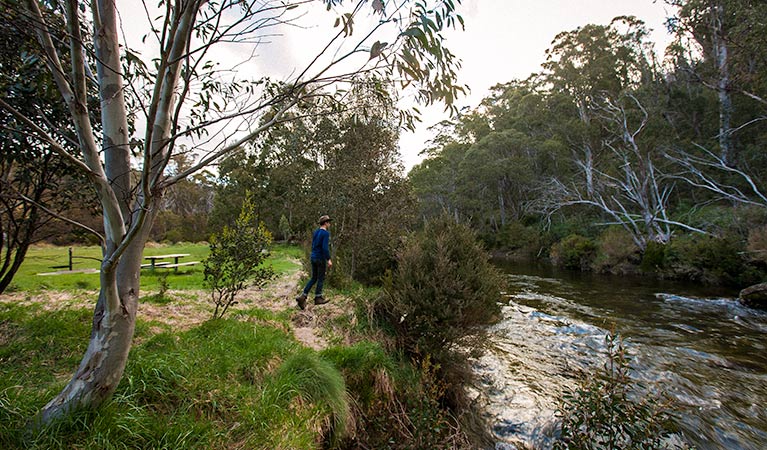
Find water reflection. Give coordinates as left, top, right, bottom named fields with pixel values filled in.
left=474, top=263, right=767, bottom=449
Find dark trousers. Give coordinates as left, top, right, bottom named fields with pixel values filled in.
left=302, top=258, right=326, bottom=297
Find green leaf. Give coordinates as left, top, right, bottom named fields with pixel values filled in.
left=369, top=41, right=387, bottom=60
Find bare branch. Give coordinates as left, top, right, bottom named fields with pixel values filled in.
left=664, top=144, right=767, bottom=207
left=11, top=189, right=105, bottom=245
left=0, top=98, right=95, bottom=176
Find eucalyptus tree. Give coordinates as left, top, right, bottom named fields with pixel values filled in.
left=3, top=0, right=466, bottom=424
left=665, top=0, right=767, bottom=207
left=667, top=0, right=767, bottom=164
left=409, top=139, right=468, bottom=222
left=457, top=80, right=565, bottom=232
left=543, top=16, right=655, bottom=197
left=308, top=80, right=418, bottom=284
left=547, top=92, right=709, bottom=250
left=534, top=17, right=713, bottom=250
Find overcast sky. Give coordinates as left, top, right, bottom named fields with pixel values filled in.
left=122, top=0, right=675, bottom=173
left=398, top=0, right=675, bottom=172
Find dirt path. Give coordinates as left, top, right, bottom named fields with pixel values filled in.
left=241, top=266, right=354, bottom=351
left=237, top=267, right=333, bottom=350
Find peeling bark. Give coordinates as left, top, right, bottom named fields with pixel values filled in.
left=36, top=261, right=139, bottom=424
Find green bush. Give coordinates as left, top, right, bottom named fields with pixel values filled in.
left=641, top=241, right=667, bottom=273
left=594, top=227, right=641, bottom=274
left=551, top=234, right=597, bottom=270
left=554, top=332, right=687, bottom=450
left=545, top=212, right=600, bottom=242
left=203, top=192, right=275, bottom=318
left=665, top=234, right=758, bottom=286
left=378, top=217, right=504, bottom=364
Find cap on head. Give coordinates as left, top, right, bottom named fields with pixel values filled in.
left=318, top=215, right=332, bottom=225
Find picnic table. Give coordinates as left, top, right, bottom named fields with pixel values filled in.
left=141, top=253, right=199, bottom=271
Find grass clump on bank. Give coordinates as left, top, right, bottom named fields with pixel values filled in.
left=0, top=305, right=350, bottom=449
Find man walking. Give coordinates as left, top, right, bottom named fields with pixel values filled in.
left=296, top=215, right=333, bottom=310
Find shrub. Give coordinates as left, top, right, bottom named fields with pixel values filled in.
left=144, top=273, right=172, bottom=304
left=594, top=227, right=641, bottom=274
left=550, top=234, right=597, bottom=270
left=554, top=332, right=686, bottom=450
left=640, top=241, right=667, bottom=273
left=378, top=217, right=505, bottom=364
left=665, top=234, right=757, bottom=286
left=203, top=192, right=275, bottom=318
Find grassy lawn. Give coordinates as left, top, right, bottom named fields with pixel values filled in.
left=0, top=242, right=356, bottom=449
left=6, top=242, right=303, bottom=293
left=0, top=241, right=467, bottom=449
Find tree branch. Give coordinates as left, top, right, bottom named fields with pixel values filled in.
left=11, top=189, right=105, bottom=245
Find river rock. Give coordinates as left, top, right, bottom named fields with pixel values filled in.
left=739, top=283, right=767, bottom=309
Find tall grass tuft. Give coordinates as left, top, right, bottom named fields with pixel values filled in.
left=266, top=350, right=351, bottom=445
left=322, top=341, right=393, bottom=405
left=1, top=301, right=352, bottom=450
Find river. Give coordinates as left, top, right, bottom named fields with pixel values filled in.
left=472, top=261, right=767, bottom=449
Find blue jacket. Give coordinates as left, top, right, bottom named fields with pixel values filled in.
left=310, top=228, right=331, bottom=261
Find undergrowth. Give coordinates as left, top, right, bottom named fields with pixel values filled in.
left=0, top=296, right=477, bottom=449
left=0, top=305, right=348, bottom=449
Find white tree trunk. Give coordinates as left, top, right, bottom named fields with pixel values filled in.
left=37, top=264, right=137, bottom=423
left=712, top=2, right=734, bottom=163
left=27, top=0, right=157, bottom=424
left=94, top=0, right=131, bottom=217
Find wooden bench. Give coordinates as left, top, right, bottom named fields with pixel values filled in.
left=143, top=253, right=191, bottom=271
left=140, top=262, right=171, bottom=269
left=142, top=260, right=200, bottom=272
left=160, top=261, right=200, bottom=269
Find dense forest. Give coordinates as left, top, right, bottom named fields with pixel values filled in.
left=152, top=1, right=767, bottom=288
left=408, top=2, right=767, bottom=287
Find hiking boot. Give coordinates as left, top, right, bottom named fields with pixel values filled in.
left=313, top=296, right=329, bottom=305
left=295, top=293, right=307, bottom=310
